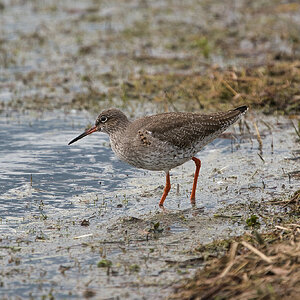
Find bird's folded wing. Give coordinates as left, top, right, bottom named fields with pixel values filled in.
left=141, top=110, right=242, bottom=148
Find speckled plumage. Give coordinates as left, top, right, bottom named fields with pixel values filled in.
left=94, top=106, right=247, bottom=171
left=69, top=106, right=248, bottom=207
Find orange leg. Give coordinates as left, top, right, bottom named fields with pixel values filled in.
left=190, top=157, right=201, bottom=205
left=159, top=171, right=171, bottom=208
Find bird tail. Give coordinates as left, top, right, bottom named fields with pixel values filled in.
left=233, top=105, right=248, bottom=115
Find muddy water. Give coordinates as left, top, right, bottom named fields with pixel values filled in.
left=0, top=110, right=299, bottom=299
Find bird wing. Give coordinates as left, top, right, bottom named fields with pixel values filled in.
left=138, top=108, right=244, bottom=149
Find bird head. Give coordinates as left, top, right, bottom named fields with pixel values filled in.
left=68, top=108, right=129, bottom=145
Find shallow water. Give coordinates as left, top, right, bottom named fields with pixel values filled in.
left=0, top=110, right=299, bottom=299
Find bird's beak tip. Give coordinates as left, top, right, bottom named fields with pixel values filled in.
left=68, top=125, right=98, bottom=145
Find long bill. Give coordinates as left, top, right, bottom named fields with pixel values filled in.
left=68, top=126, right=98, bottom=145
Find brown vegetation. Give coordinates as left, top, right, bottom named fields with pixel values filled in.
left=170, top=224, right=300, bottom=300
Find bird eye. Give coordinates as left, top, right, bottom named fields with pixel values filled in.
left=100, top=116, right=108, bottom=123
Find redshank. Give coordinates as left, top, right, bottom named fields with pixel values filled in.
left=68, top=106, right=248, bottom=208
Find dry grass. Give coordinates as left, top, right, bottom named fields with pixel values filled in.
left=120, top=61, right=300, bottom=115
left=5, top=61, right=300, bottom=115
left=270, top=190, right=300, bottom=210
left=169, top=191, right=300, bottom=300
left=169, top=224, right=300, bottom=300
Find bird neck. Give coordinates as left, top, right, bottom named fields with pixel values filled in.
left=109, top=121, right=130, bottom=150
left=107, top=117, right=131, bottom=136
